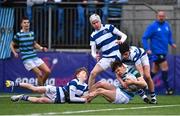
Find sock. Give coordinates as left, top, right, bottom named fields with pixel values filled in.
left=137, top=89, right=146, bottom=99
left=14, top=82, right=20, bottom=87
left=162, top=71, right=169, bottom=90
left=21, top=95, right=29, bottom=101
left=150, top=92, right=156, bottom=99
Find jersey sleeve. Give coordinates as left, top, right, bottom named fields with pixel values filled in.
left=68, top=81, right=86, bottom=103
left=141, top=24, right=154, bottom=51
left=13, top=33, right=19, bottom=44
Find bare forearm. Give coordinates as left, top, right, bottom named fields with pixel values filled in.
left=34, top=42, right=43, bottom=50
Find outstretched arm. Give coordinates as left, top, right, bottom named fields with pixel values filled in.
left=10, top=41, right=18, bottom=58
left=34, top=41, right=48, bottom=52
left=113, top=27, right=127, bottom=44
left=69, top=85, right=87, bottom=103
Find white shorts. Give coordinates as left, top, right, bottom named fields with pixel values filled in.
left=112, top=87, right=130, bottom=104
left=135, top=54, right=150, bottom=66
left=23, top=57, right=44, bottom=71
left=97, top=57, right=116, bottom=70
left=45, top=85, right=65, bottom=103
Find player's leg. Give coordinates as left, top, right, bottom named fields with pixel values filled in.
left=88, top=58, right=113, bottom=91
left=151, top=62, right=160, bottom=77
left=23, top=59, right=43, bottom=85
left=5, top=80, right=46, bottom=94
left=11, top=95, right=53, bottom=103
left=135, top=64, right=151, bottom=104
left=89, top=88, right=116, bottom=103
left=143, top=65, right=157, bottom=104
left=88, top=64, right=104, bottom=90
left=19, top=83, right=46, bottom=93
left=31, top=67, right=44, bottom=86
left=159, top=60, right=173, bottom=95
left=141, top=55, right=157, bottom=104
left=38, top=63, right=51, bottom=84
left=91, top=81, right=116, bottom=92
left=27, top=96, right=53, bottom=103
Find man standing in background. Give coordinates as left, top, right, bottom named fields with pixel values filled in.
left=142, top=10, right=176, bottom=95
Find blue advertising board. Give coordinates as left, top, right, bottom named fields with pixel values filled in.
left=0, top=51, right=180, bottom=95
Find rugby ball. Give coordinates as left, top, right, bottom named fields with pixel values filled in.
left=125, top=74, right=139, bottom=92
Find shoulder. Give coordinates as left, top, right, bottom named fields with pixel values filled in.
left=164, top=21, right=171, bottom=26
left=149, top=21, right=157, bottom=27
left=69, top=79, right=78, bottom=86
left=130, top=46, right=138, bottom=51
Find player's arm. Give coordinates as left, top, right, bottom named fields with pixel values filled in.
left=167, top=24, right=177, bottom=49
left=90, top=41, right=100, bottom=61
left=33, top=41, right=47, bottom=52
left=10, top=41, right=18, bottom=58
left=113, top=27, right=127, bottom=44
left=116, top=74, right=128, bottom=89
left=126, top=75, right=147, bottom=89
left=141, top=25, right=153, bottom=54
left=69, top=85, right=87, bottom=103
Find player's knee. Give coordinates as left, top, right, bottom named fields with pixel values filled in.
left=45, top=69, right=51, bottom=75
left=32, top=88, right=41, bottom=93
left=36, top=72, right=43, bottom=77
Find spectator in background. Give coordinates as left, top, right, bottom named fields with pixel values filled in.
left=26, top=0, right=62, bottom=22
left=88, top=14, right=127, bottom=90
left=142, top=10, right=176, bottom=95
left=74, top=0, right=107, bottom=40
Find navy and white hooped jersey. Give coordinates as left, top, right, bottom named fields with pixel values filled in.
left=90, top=24, right=121, bottom=58
left=122, top=46, right=146, bottom=66
left=63, top=78, right=88, bottom=100
left=13, top=31, right=37, bottom=61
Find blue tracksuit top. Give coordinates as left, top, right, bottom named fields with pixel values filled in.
left=142, top=20, right=175, bottom=55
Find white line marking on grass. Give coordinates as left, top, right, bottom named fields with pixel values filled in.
left=32, top=104, right=180, bottom=115
left=60, top=104, right=180, bottom=114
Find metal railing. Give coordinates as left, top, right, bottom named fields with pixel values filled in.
left=1, top=2, right=180, bottom=53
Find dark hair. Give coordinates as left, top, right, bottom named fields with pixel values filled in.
left=111, top=60, right=123, bottom=72
left=20, top=16, right=29, bottom=23
left=119, top=42, right=130, bottom=54
left=74, top=67, right=88, bottom=78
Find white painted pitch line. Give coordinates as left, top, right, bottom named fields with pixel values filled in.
left=36, top=104, right=180, bottom=115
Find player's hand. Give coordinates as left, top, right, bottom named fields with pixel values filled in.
left=172, top=44, right=176, bottom=49
left=146, top=50, right=152, bottom=55
left=42, top=47, right=48, bottom=52
left=13, top=52, right=18, bottom=58
left=125, top=78, right=134, bottom=85
left=115, top=40, right=123, bottom=44
left=96, top=53, right=101, bottom=62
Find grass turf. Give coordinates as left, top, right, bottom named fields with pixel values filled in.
left=0, top=94, right=180, bottom=115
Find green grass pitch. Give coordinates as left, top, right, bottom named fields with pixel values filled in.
left=0, top=94, right=180, bottom=115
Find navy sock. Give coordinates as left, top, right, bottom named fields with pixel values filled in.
left=150, top=92, right=156, bottom=98
left=21, top=95, right=29, bottom=101
left=15, top=82, right=20, bottom=87
left=137, top=89, right=145, bottom=97
left=162, top=71, right=169, bottom=89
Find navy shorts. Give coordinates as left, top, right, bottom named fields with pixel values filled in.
left=151, top=54, right=167, bottom=64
